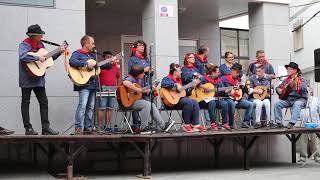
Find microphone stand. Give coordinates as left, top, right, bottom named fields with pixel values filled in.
left=93, top=49, right=103, bottom=133
left=148, top=44, right=154, bottom=130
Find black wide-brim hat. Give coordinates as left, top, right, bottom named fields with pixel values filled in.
left=285, top=62, right=300, bottom=72
left=26, top=24, right=45, bottom=36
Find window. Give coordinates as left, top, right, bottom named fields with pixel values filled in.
left=220, top=28, right=249, bottom=74
left=293, top=18, right=303, bottom=51
left=0, top=0, right=55, bottom=8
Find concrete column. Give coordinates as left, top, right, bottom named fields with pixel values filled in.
left=249, top=2, right=290, bottom=73
left=142, top=0, right=179, bottom=80
left=249, top=2, right=291, bottom=163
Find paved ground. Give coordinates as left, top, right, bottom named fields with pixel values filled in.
left=0, top=161, right=319, bottom=180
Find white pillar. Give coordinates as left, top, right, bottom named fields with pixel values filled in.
left=249, top=2, right=290, bottom=73
left=142, top=0, right=179, bottom=80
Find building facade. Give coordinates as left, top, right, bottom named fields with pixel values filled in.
left=0, top=0, right=296, bottom=166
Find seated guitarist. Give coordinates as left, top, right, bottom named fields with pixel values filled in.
left=221, top=63, right=253, bottom=129
left=248, top=64, right=271, bottom=129
left=161, top=63, right=205, bottom=133
left=122, top=64, right=173, bottom=133
left=19, top=24, right=63, bottom=135
left=202, top=64, right=230, bottom=130
left=69, top=35, right=97, bottom=135
left=274, top=62, right=308, bottom=129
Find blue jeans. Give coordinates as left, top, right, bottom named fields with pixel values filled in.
left=175, top=97, right=200, bottom=125
left=75, top=89, right=95, bottom=129
left=274, top=99, right=306, bottom=124
left=201, top=100, right=228, bottom=124
left=225, top=99, right=253, bottom=126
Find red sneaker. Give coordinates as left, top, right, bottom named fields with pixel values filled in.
left=210, top=122, right=218, bottom=131
left=182, top=124, right=193, bottom=133
left=222, top=123, right=231, bottom=130
left=193, top=124, right=207, bottom=132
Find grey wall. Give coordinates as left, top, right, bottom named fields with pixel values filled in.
left=0, top=0, right=86, bottom=134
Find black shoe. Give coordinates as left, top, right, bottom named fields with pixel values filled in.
left=241, top=122, right=250, bottom=128
left=0, top=126, right=14, bottom=135
left=83, top=127, right=93, bottom=134
left=287, top=123, right=295, bottom=129
left=25, top=128, right=38, bottom=135
left=254, top=123, right=261, bottom=129
left=140, top=126, right=156, bottom=134
left=42, top=128, right=59, bottom=135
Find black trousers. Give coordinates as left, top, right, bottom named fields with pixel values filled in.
left=21, top=87, right=50, bottom=130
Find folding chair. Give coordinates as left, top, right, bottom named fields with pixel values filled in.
left=158, top=98, right=184, bottom=132
left=114, top=107, right=141, bottom=134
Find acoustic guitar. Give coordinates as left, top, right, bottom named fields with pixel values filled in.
left=253, top=86, right=269, bottom=100
left=189, top=83, right=234, bottom=102
left=68, top=52, right=123, bottom=86
left=159, top=78, right=201, bottom=107
left=278, top=74, right=299, bottom=100
left=117, top=80, right=160, bottom=108
left=25, top=41, right=69, bottom=77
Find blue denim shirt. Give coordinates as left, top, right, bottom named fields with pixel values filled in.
left=18, top=41, right=60, bottom=88
left=248, top=62, right=275, bottom=76
left=69, top=50, right=97, bottom=91
left=219, top=64, right=243, bottom=77
left=276, top=76, right=308, bottom=102
left=128, top=56, right=151, bottom=88
left=195, top=55, right=208, bottom=75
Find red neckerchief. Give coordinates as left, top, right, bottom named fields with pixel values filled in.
left=256, top=58, right=268, bottom=65
left=77, top=48, right=89, bottom=54
left=281, top=75, right=302, bottom=94
left=134, top=52, right=145, bottom=59
left=204, top=74, right=221, bottom=85
left=184, top=64, right=195, bottom=69
left=195, top=54, right=207, bottom=63
left=167, top=73, right=182, bottom=85
left=128, top=74, right=140, bottom=86
left=23, top=38, right=42, bottom=51
left=224, top=74, right=240, bottom=86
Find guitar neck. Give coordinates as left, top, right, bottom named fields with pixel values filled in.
left=45, top=47, right=61, bottom=59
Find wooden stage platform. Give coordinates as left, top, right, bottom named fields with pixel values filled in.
left=1, top=127, right=320, bottom=179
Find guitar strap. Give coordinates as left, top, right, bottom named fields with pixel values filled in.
left=41, top=39, right=60, bottom=47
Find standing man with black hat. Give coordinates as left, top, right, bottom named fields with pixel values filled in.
left=274, top=62, right=308, bottom=129
left=18, top=24, right=64, bottom=135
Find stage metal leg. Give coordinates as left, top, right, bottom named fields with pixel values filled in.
left=143, top=140, right=151, bottom=177
left=285, top=134, right=301, bottom=163
left=207, top=138, right=224, bottom=169
left=234, top=136, right=258, bottom=170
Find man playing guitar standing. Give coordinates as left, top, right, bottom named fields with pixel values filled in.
left=19, top=24, right=63, bottom=135
left=69, top=35, right=97, bottom=135
left=248, top=64, right=271, bottom=128
left=274, top=62, right=308, bottom=129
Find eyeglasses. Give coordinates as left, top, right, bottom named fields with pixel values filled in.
left=188, top=56, right=195, bottom=59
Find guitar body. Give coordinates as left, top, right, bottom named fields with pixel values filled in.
left=279, top=86, right=292, bottom=100
left=230, top=88, right=243, bottom=101
left=253, top=86, right=269, bottom=100
left=117, top=84, right=142, bottom=108
left=25, top=48, right=54, bottom=77
left=68, top=59, right=100, bottom=86
left=190, top=83, right=215, bottom=102
left=159, top=88, right=186, bottom=107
